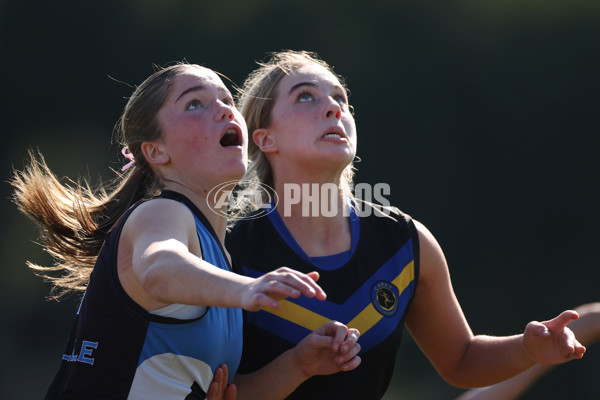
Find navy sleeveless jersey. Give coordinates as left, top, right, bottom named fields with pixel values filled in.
left=45, top=191, right=243, bottom=400
left=226, top=202, right=420, bottom=399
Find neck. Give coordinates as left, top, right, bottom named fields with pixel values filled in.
left=273, top=176, right=351, bottom=257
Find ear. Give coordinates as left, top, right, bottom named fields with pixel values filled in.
left=253, top=129, right=278, bottom=153
left=141, top=141, right=170, bottom=165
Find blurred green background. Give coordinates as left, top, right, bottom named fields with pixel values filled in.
left=2, top=0, right=598, bottom=398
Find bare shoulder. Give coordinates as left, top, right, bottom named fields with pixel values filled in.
left=411, top=219, right=451, bottom=286
left=124, top=198, right=196, bottom=238
left=413, top=220, right=444, bottom=257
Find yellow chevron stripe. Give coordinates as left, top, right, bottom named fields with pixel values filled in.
left=263, top=299, right=331, bottom=331
left=262, top=260, right=414, bottom=334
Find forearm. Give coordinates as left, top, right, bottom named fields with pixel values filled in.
left=446, top=334, right=535, bottom=388
left=138, top=245, right=251, bottom=307
left=232, top=350, right=308, bottom=400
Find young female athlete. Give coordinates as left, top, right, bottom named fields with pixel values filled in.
left=225, top=50, right=586, bottom=399
left=11, top=62, right=361, bottom=400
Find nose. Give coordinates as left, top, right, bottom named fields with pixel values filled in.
left=215, top=101, right=235, bottom=122
left=324, top=98, right=342, bottom=120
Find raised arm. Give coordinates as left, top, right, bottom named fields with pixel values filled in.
left=405, top=220, right=585, bottom=388
left=120, top=199, right=326, bottom=311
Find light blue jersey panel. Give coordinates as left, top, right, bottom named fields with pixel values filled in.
left=129, top=202, right=243, bottom=399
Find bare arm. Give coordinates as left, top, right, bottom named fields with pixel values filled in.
left=232, top=321, right=361, bottom=400
left=405, top=220, right=585, bottom=388
left=120, top=199, right=326, bottom=311
left=456, top=302, right=600, bottom=400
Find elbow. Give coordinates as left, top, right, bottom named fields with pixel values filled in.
left=435, top=342, right=478, bottom=389
left=136, top=250, right=174, bottom=302
left=440, top=374, right=474, bottom=390
left=140, top=268, right=169, bottom=302
left=437, top=367, right=472, bottom=389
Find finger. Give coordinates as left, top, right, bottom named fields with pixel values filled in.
left=291, top=271, right=326, bottom=299
left=307, top=271, right=320, bottom=282
left=555, top=327, right=586, bottom=360
left=254, top=293, right=282, bottom=311
left=306, top=334, right=335, bottom=350
left=331, top=323, right=349, bottom=352
left=217, top=364, right=227, bottom=396
left=221, top=364, right=229, bottom=390
left=224, top=384, right=237, bottom=400
left=573, top=343, right=586, bottom=358
left=545, top=310, right=580, bottom=330
left=206, top=366, right=224, bottom=400
left=268, top=278, right=304, bottom=298
left=206, top=381, right=219, bottom=400
left=336, top=341, right=362, bottom=364
left=274, top=268, right=326, bottom=300
left=262, top=274, right=309, bottom=299
left=339, top=355, right=362, bottom=372
left=306, top=271, right=326, bottom=300
left=340, top=328, right=360, bottom=354
left=561, top=336, right=576, bottom=357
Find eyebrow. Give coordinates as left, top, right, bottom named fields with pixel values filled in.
left=289, top=81, right=346, bottom=95
left=176, top=85, right=204, bottom=102
left=289, top=82, right=317, bottom=94
left=175, top=85, right=232, bottom=103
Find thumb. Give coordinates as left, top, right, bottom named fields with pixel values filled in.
left=545, top=310, right=579, bottom=330
left=526, top=321, right=550, bottom=337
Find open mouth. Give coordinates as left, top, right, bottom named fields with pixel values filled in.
left=322, top=128, right=345, bottom=140
left=323, top=132, right=343, bottom=139
left=220, top=128, right=242, bottom=147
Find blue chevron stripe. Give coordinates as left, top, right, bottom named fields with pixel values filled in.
left=241, top=239, right=415, bottom=353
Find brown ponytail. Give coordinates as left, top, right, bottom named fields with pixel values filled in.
left=11, top=62, right=207, bottom=299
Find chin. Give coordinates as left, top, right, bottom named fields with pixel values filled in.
left=328, top=150, right=355, bottom=166
left=224, top=163, right=247, bottom=182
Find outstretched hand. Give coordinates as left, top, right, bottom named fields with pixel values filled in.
left=206, top=364, right=236, bottom=400
left=293, top=320, right=362, bottom=377
left=523, top=310, right=586, bottom=365
left=241, top=268, right=326, bottom=311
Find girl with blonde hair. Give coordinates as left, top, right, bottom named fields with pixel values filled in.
left=226, top=50, right=585, bottom=399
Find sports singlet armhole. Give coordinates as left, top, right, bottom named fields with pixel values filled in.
left=107, top=192, right=225, bottom=324
left=150, top=303, right=208, bottom=319
left=266, top=199, right=360, bottom=271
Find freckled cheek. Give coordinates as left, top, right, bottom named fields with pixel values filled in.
left=172, top=135, right=210, bottom=161
left=176, top=125, right=210, bottom=146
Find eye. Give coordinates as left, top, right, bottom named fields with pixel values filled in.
left=298, top=91, right=314, bottom=102
left=186, top=99, right=203, bottom=110
left=222, top=97, right=235, bottom=107
left=334, top=95, right=346, bottom=106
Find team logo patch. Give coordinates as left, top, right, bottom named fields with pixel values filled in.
left=371, top=281, right=399, bottom=317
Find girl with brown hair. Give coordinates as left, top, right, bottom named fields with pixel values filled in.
left=12, top=62, right=361, bottom=399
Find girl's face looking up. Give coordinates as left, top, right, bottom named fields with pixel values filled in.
left=260, top=63, right=357, bottom=173
left=157, top=67, right=248, bottom=188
